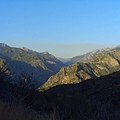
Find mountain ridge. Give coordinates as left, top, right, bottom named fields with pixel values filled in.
left=0, top=43, right=64, bottom=87
left=38, top=48, right=120, bottom=91
left=65, top=47, right=111, bottom=65
left=0, top=43, right=10, bottom=48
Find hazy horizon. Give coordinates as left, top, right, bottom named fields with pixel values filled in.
left=1, top=42, right=113, bottom=58
left=0, top=0, right=120, bottom=58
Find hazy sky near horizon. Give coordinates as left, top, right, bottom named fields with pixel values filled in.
left=0, top=0, right=120, bottom=58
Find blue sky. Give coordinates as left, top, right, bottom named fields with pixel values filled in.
left=0, top=0, right=120, bottom=58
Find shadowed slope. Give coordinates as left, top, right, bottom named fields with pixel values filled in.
left=38, top=49, right=120, bottom=91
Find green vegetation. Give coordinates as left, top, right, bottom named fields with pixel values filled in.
left=0, top=59, right=10, bottom=83
left=0, top=45, right=120, bottom=120
left=38, top=49, right=120, bottom=91
left=0, top=47, right=63, bottom=70
left=0, top=46, right=64, bottom=87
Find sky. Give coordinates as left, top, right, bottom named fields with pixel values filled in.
left=0, top=0, right=120, bottom=58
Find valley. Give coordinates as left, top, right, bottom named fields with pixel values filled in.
left=39, top=48, right=120, bottom=91
left=0, top=43, right=120, bottom=120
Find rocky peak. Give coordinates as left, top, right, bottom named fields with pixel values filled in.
left=20, top=47, right=34, bottom=53
left=0, top=43, right=10, bottom=48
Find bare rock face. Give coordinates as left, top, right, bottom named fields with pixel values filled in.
left=0, top=43, right=10, bottom=48
left=65, top=48, right=111, bottom=65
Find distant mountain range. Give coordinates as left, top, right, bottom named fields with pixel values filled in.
left=0, top=43, right=120, bottom=119
left=0, top=43, right=64, bottom=87
left=58, top=46, right=120, bottom=65
left=57, top=57, right=70, bottom=63
left=0, top=43, right=10, bottom=48
left=64, top=47, right=111, bottom=65
left=58, top=47, right=116, bottom=65
left=38, top=47, right=120, bottom=91
left=1, top=43, right=120, bottom=89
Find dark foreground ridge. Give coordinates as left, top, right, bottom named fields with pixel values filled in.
left=40, top=70, right=120, bottom=120
left=0, top=69, right=120, bottom=120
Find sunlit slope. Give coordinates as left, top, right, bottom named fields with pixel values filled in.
left=38, top=49, right=120, bottom=91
